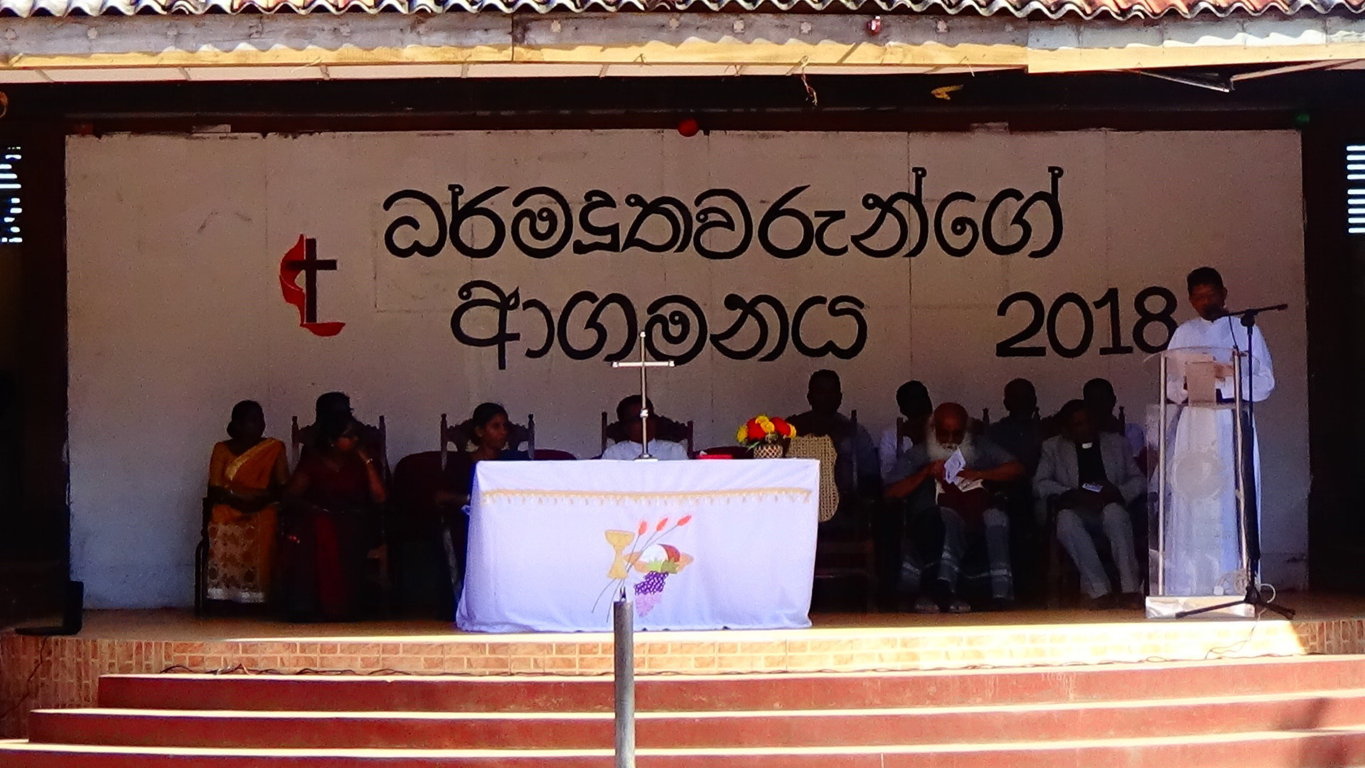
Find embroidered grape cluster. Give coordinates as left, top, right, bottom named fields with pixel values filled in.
left=633, top=571, right=669, bottom=616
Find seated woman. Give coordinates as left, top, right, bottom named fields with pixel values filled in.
left=206, top=400, right=288, bottom=608
left=281, top=414, right=387, bottom=622
left=435, top=403, right=528, bottom=602
left=442, top=403, right=529, bottom=503
left=601, top=395, right=689, bottom=460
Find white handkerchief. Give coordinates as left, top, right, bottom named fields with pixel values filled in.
left=943, top=449, right=966, bottom=485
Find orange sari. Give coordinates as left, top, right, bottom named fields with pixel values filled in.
left=207, top=438, right=285, bottom=604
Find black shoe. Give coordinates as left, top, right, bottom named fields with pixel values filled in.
left=1087, top=593, right=1119, bottom=610
left=1119, top=592, right=1146, bottom=610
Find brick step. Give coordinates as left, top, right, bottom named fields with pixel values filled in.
left=3, top=728, right=1365, bottom=768
left=96, top=656, right=1365, bottom=713
left=28, top=690, right=1365, bottom=749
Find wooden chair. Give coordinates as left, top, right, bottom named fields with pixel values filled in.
left=600, top=412, right=695, bottom=456
left=291, top=415, right=388, bottom=473
left=192, top=495, right=212, bottom=617
left=1042, top=494, right=1132, bottom=609
left=289, top=414, right=392, bottom=616
left=440, top=413, right=533, bottom=470
left=789, top=434, right=878, bottom=610
left=531, top=449, right=576, bottom=461
left=389, top=450, right=456, bottom=617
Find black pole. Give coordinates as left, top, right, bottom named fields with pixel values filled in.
left=613, top=589, right=636, bottom=768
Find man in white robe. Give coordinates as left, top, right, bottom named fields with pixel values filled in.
left=1162, top=266, right=1274, bottom=596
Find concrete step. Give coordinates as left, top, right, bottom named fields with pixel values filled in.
left=29, top=690, right=1365, bottom=749
left=3, top=728, right=1365, bottom=768
left=96, top=656, right=1365, bottom=713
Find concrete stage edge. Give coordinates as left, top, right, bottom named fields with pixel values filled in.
left=2, top=592, right=1362, bottom=738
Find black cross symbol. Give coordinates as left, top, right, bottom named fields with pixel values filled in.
left=285, top=238, right=337, bottom=324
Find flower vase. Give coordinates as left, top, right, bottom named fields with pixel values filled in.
left=751, top=441, right=786, bottom=459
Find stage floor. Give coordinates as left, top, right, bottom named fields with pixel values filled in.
left=4, top=592, right=1365, bottom=738
left=42, top=591, right=1365, bottom=641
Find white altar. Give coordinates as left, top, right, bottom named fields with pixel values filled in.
left=456, top=459, right=821, bottom=633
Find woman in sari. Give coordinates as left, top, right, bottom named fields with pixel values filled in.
left=206, top=401, right=288, bottom=608
left=281, top=414, right=387, bottom=622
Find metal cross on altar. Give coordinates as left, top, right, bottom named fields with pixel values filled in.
left=611, top=330, right=676, bottom=460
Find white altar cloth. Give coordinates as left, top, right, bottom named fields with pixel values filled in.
left=455, top=459, right=820, bottom=633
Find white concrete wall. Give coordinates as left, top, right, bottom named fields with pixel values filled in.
left=66, top=129, right=1309, bottom=608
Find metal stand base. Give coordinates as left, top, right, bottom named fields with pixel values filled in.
left=1174, top=583, right=1295, bottom=620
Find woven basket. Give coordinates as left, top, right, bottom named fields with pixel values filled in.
left=786, top=435, right=841, bottom=522
left=751, top=442, right=786, bottom=459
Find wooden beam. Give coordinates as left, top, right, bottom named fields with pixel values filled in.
left=0, top=13, right=1358, bottom=79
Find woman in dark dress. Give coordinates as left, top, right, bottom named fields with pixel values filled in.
left=281, top=415, right=386, bottom=621
left=436, top=403, right=527, bottom=605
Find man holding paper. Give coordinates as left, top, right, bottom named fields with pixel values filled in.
left=1162, top=266, right=1275, bottom=597
left=886, top=402, right=1025, bottom=614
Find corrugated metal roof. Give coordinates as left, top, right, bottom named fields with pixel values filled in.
left=0, top=0, right=1359, bottom=20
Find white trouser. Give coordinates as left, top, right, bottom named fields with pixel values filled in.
left=1056, top=503, right=1140, bottom=599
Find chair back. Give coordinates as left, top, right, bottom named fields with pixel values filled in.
left=601, top=411, right=694, bottom=455
left=532, top=449, right=576, bottom=461
left=375, top=416, right=388, bottom=475
left=390, top=450, right=445, bottom=540
left=787, top=435, right=840, bottom=523
left=849, top=409, right=861, bottom=480
left=290, top=416, right=302, bottom=467
left=290, top=414, right=386, bottom=471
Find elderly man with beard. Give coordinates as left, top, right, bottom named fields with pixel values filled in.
left=885, top=403, right=1025, bottom=613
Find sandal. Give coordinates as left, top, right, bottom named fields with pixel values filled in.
left=913, top=596, right=941, bottom=614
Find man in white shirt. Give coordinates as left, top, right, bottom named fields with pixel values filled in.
left=1162, top=266, right=1275, bottom=596
left=878, top=380, right=932, bottom=483
left=601, top=396, right=690, bottom=461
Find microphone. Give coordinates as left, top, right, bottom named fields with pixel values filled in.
left=1224, top=303, right=1288, bottom=317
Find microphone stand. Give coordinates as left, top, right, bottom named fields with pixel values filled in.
left=1176, top=306, right=1294, bottom=620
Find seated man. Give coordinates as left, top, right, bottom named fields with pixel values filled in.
left=601, top=396, right=689, bottom=461
left=879, top=380, right=932, bottom=483
left=986, top=378, right=1044, bottom=478
left=874, top=380, right=932, bottom=608
left=1083, top=378, right=1145, bottom=466
left=886, top=402, right=1024, bottom=613
left=1081, top=377, right=1149, bottom=571
left=788, top=370, right=880, bottom=501
left=986, top=378, right=1046, bottom=604
left=1035, top=400, right=1144, bottom=609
